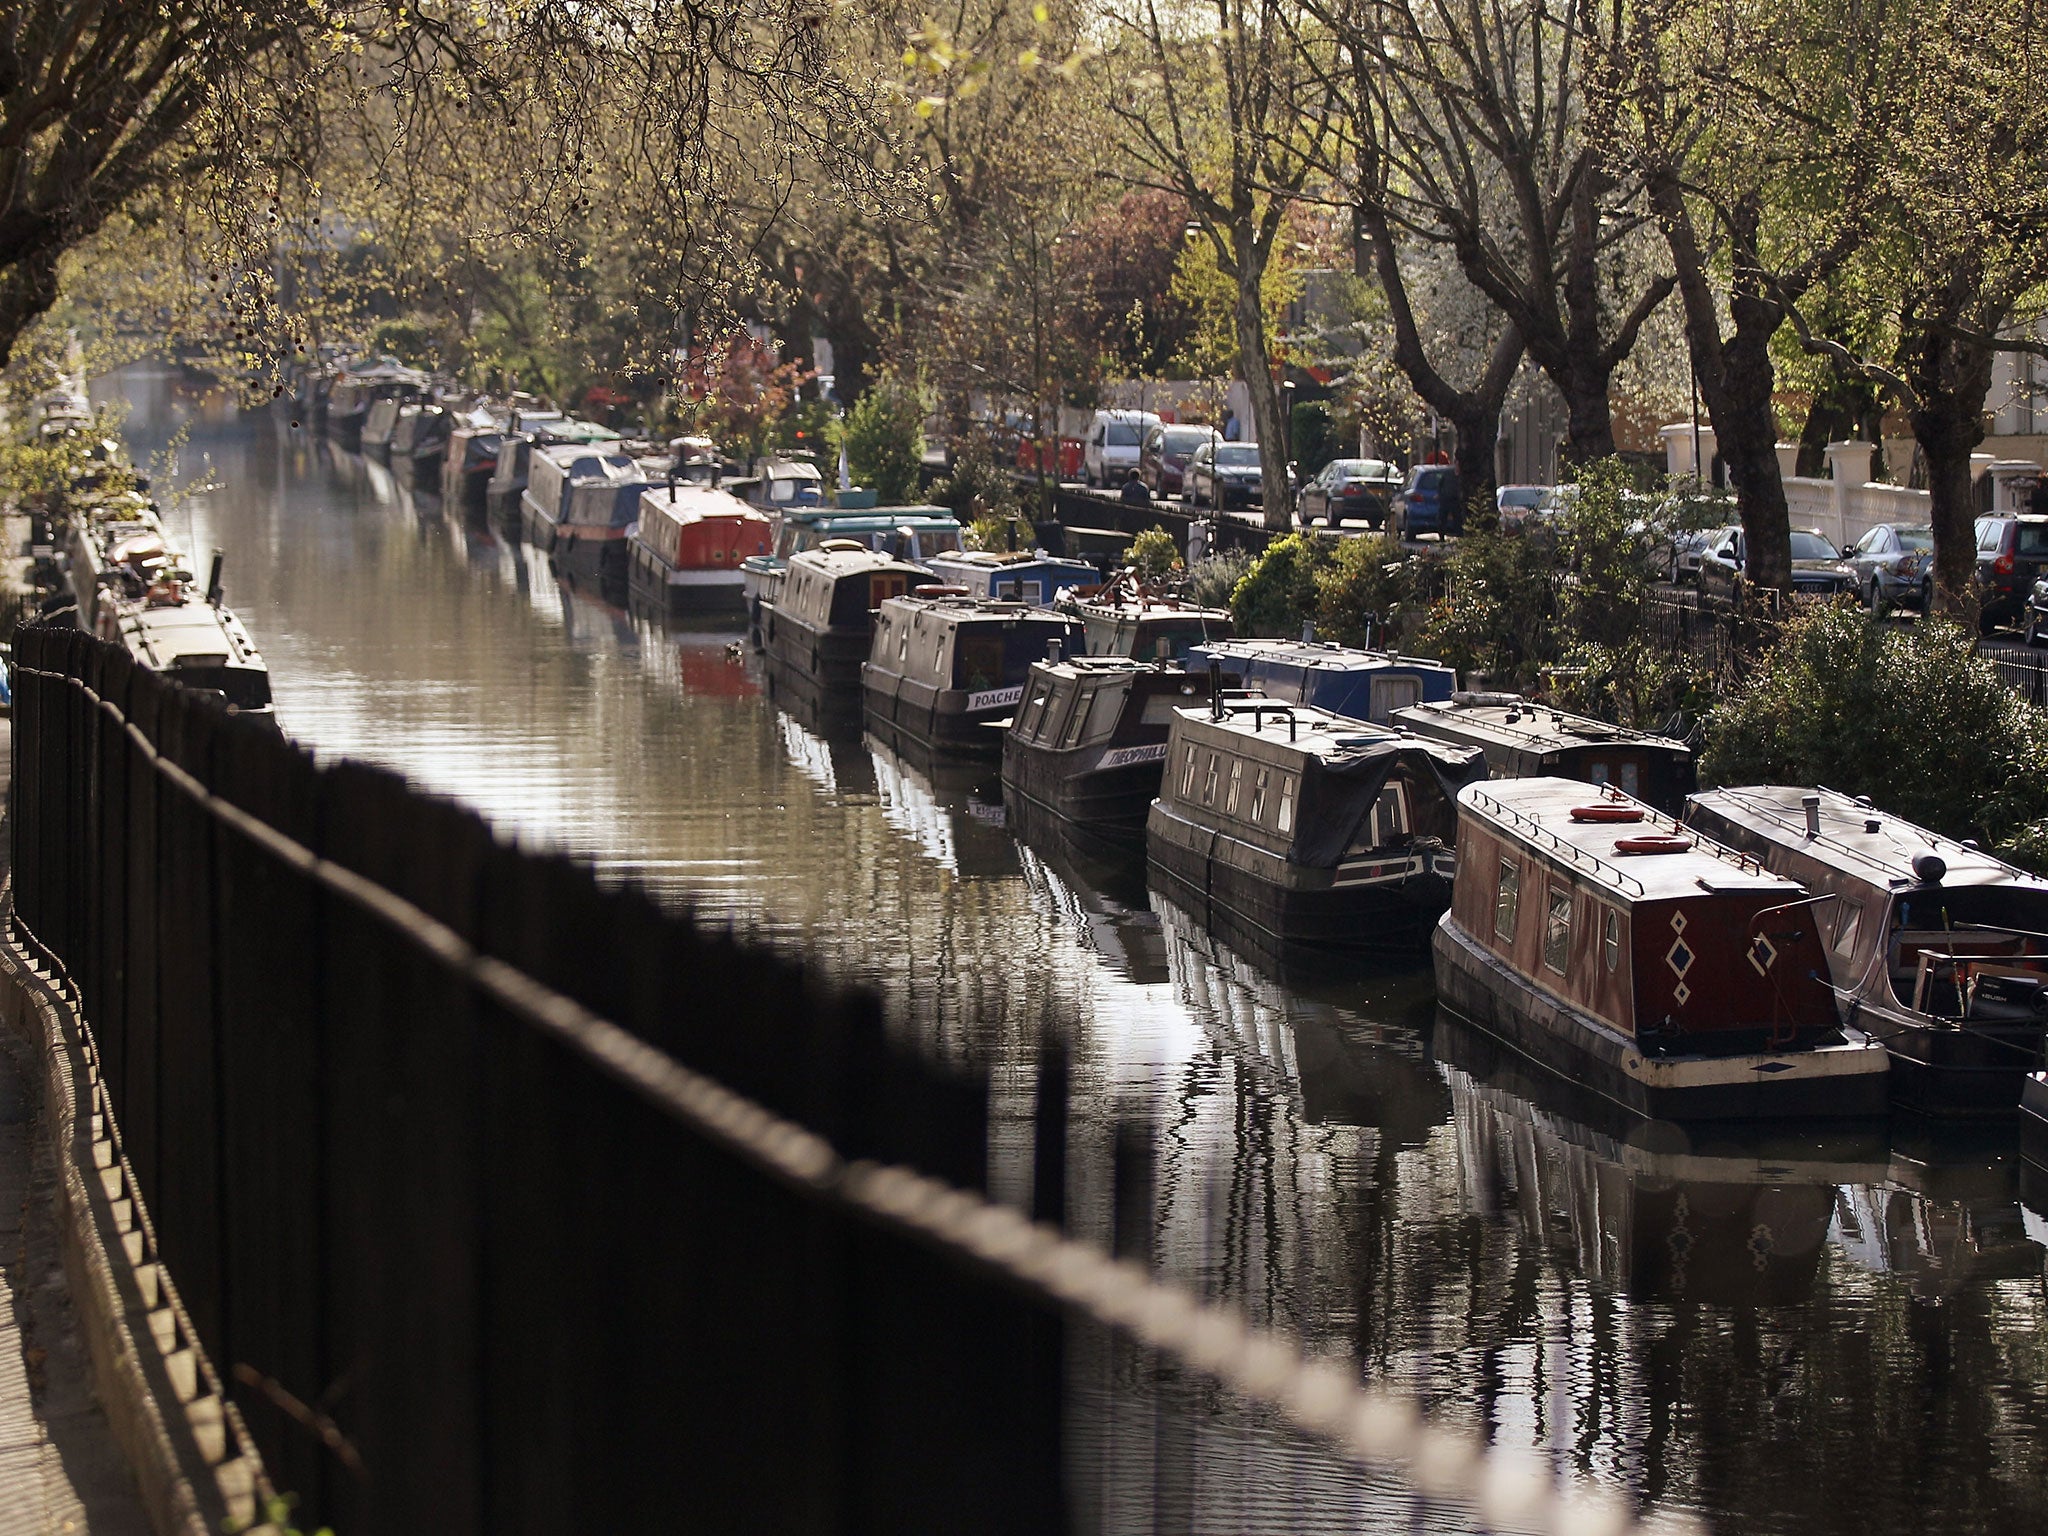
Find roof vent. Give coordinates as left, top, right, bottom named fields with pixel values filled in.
left=1864, top=818, right=1881, bottom=834
left=1802, top=792, right=1821, bottom=839
left=1912, top=852, right=1947, bottom=885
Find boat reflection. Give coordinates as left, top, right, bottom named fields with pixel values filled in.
left=1013, top=838, right=1165, bottom=986
left=865, top=731, right=1016, bottom=880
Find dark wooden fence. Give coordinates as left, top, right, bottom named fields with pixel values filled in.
left=8, top=624, right=1068, bottom=1535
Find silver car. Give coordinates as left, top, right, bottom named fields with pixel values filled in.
left=1845, top=522, right=1933, bottom=610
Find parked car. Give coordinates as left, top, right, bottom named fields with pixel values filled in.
left=1975, top=513, right=2048, bottom=632
left=1083, top=409, right=1161, bottom=488
left=1495, top=484, right=1548, bottom=530
left=1663, top=526, right=1715, bottom=585
left=1844, top=522, right=1934, bottom=610
left=1296, top=458, right=1401, bottom=527
left=1185, top=440, right=1281, bottom=511
left=1392, top=464, right=1466, bottom=538
left=1139, top=423, right=1222, bottom=497
left=2024, top=576, right=2048, bottom=646
left=1697, top=525, right=1856, bottom=601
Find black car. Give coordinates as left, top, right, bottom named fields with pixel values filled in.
left=1975, top=514, right=2048, bottom=632
left=1186, top=441, right=1271, bottom=510
left=1295, top=458, right=1402, bottom=527
left=1697, top=526, right=1856, bottom=601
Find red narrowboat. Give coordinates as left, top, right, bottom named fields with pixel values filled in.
left=1435, top=777, right=1889, bottom=1120
left=628, top=484, right=773, bottom=620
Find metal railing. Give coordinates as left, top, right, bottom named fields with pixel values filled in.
left=8, top=624, right=1689, bottom=1536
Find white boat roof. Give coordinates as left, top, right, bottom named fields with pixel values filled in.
left=1689, top=785, right=2046, bottom=892
left=1461, top=776, right=1798, bottom=904
left=639, top=483, right=759, bottom=520
left=117, top=601, right=265, bottom=669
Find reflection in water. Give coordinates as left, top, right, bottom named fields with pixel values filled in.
left=101, top=371, right=2048, bottom=1534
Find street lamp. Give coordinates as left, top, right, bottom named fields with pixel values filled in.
left=1281, top=379, right=1296, bottom=466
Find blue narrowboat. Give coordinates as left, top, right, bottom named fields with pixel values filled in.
left=1185, top=636, right=1456, bottom=724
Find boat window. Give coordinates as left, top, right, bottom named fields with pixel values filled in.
left=1544, top=884, right=1572, bottom=974
left=1833, top=898, right=1863, bottom=960
left=1620, top=761, right=1640, bottom=797
left=1588, top=760, right=1609, bottom=786
left=1059, top=687, right=1093, bottom=748
left=897, top=622, right=909, bottom=662
left=1226, top=757, right=1244, bottom=815
left=1019, top=688, right=1053, bottom=739
left=1276, top=773, right=1298, bottom=834
left=955, top=631, right=1002, bottom=692
left=1180, top=744, right=1199, bottom=799
left=1082, top=681, right=1127, bottom=742
left=1202, top=752, right=1220, bottom=805
left=1370, top=784, right=1407, bottom=843
left=1250, top=766, right=1270, bottom=821
left=1495, top=859, right=1519, bottom=941
left=1604, top=908, right=1621, bottom=971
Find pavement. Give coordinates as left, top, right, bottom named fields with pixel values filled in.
left=0, top=718, right=149, bottom=1535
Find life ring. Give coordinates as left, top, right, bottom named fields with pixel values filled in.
left=1614, top=834, right=1692, bottom=855
left=1570, top=804, right=1645, bottom=824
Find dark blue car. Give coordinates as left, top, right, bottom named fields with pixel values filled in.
left=1394, top=465, right=1465, bottom=538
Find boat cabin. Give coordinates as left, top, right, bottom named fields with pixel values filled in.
left=763, top=544, right=928, bottom=709
left=1147, top=700, right=1485, bottom=958
left=924, top=549, right=1100, bottom=605
left=1001, top=656, right=1221, bottom=848
left=767, top=507, right=963, bottom=566
left=1686, top=786, right=2048, bottom=1114
left=864, top=593, right=1085, bottom=755
left=1068, top=594, right=1233, bottom=663
left=630, top=485, right=771, bottom=616
left=524, top=443, right=639, bottom=528
left=1188, top=637, right=1456, bottom=724
left=1396, top=694, right=1697, bottom=813
left=747, top=455, right=825, bottom=508
left=114, top=601, right=274, bottom=720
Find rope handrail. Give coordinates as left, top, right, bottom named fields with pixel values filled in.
left=20, top=660, right=1698, bottom=1536
left=1464, top=786, right=1649, bottom=898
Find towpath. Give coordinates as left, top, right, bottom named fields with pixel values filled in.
left=0, top=718, right=149, bottom=1534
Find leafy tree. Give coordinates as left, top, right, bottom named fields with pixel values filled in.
left=1129, top=527, right=1182, bottom=579
left=838, top=373, right=927, bottom=503
left=1702, top=606, right=2048, bottom=866
left=1312, top=533, right=1415, bottom=648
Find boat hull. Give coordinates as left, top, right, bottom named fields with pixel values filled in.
left=862, top=674, right=1014, bottom=759
left=1001, top=742, right=1165, bottom=851
left=761, top=609, right=869, bottom=718
left=1146, top=799, right=1452, bottom=959
left=1868, top=1011, right=2045, bottom=1118
left=2022, top=1074, right=2048, bottom=1169
left=1433, top=915, right=1890, bottom=1121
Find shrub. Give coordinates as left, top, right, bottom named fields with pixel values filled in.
left=1312, top=533, right=1415, bottom=649
left=1700, top=605, right=2048, bottom=864
left=1229, top=532, right=1335, bottom=637
left=1414, top=524, right=1558, bottom=685
left=1185, top=548, right=1252, bottom=610
left=838, top=374, right=926, bottom=504
left=1129, top=526, right=1181, bottom=580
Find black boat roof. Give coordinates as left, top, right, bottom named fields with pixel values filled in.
left=1397, top=695, right=1690, bottom=757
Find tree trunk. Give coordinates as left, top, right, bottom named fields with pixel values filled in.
left=1557, top=372, right=1617, bottom=465
left=1912, top=369, right=1991, bottom=623
left=1713, top=315, right=1794, bottom=595
left=1233, top=265, right=1291, bottom=532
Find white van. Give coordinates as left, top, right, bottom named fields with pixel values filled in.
left=1083, top=409, right=1161, bottom=488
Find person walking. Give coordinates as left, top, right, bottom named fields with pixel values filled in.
left=1120, top=469, right=1152, bottom=507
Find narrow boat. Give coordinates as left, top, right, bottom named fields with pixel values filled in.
left=1686, top=786, right=2048, bottom=1116
left=759, top=543, right=922, bottom=716
left=486, top=415, right=612, bottom=526
left=741, top=505, right=963, bottom=632
left=1396, top=693, right=1697, bottom=813
left=361, top=394, right=405, bottom=454
left=323, top=357, right=425, bottom=448
left=552, top=466, right=653, bottom=588
left=1435, top=778, right=1889, bottom=1120
left=1187, top=636, right=1456, bottom=724
left=626, top=483, right=772, bottom=619
left=397, top=401, right=452, bottom=490
left=442, top=411, right=504, bottom=508
left=1060, top=572, right=1232, bottom=662
left=2024, top=1073, right=2048, bottom=1172
left=519, top=439, right=639, bottom=562
left=862, top=592, right=1083, bottom=757
left=922, top=549, right=1101, bottom=605
left=1146, top=699, right=1485, bottom=959
left=1001, top=655, right=1220, bottom=851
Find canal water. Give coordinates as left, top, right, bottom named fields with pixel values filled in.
left=107, top=370, right=2048, bottom=1535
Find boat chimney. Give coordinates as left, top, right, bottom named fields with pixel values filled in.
left=1209, top=659, right=1224, bottom=719
left=1047, top=638, right=1062, bottom=664
left=205, top=548, right=224, bottom=607
left=1301, top=620, right=1316, bottom=644
left=1802, top=792, right=1821, bottom=839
